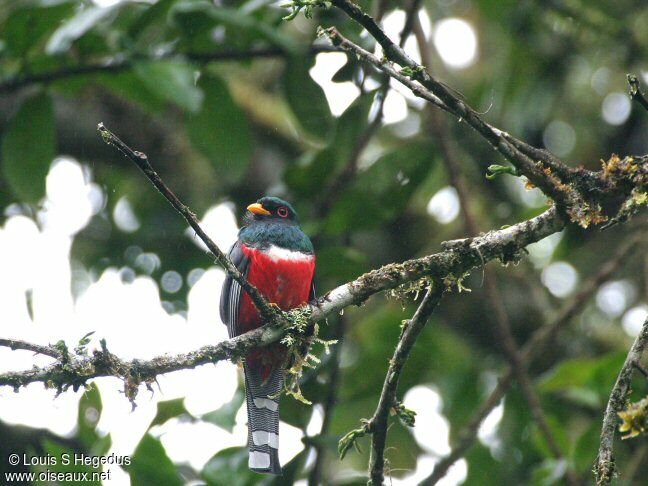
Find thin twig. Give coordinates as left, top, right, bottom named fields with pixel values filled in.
left=628, top=74, right=648, bottom=112
left=0, top=45, right=338, bottom=95
left=486, top=273, right=582, bottom=485
left=97, top=123, right=280, bottom=324
left=313, top=0, right=417, bottom=218
left=412, top=15, right=580, bottom=484
left=595, top=316, right=648, bottom=485
left=0, top=339, right=61, bottom=359
left=368, top=284, right=444, bottom=485
left=324, top=1, right=582, bottom=211
left=309, top=5, right=423, bottom=480
left=322, top=3, right=647, bottom=226
left=424, top=231, right=645, bottom=484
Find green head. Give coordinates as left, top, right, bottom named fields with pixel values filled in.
left=246, top=196, right=299, bottom=224
left=241, top=196, right=313, bottom=253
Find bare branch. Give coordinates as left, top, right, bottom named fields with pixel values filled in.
left=321, top=2, right=648, bottom=226
left=367, top=284, right=444, bottom=485
left=0, top=45, right=338, bottom=95
left=424, top=230, right=645, bottom=484
left=595, top=316, right=648, bottom=485
left=323, top=2, right=578, bottom=208
left=97, top=123, right=280, bottom=324
left=628, top=74, right=648, bottom=112
left=0, top=339, right=61, bottom=359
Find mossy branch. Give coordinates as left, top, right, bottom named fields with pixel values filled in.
left=595, top=316, right=648, bottom=485
left=1, top=206, right=567, bottom=399
left=319, top=9, right=647, bottom=228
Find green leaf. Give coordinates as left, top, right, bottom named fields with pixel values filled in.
left=284, top=55, right=333, bottom=139
left=202, top=388, right=245, bottom=433
left=46, top=5, right=119, bottom=55
left=285, top=148, right=337, bottom=197
left=530, top=458, right=569, bottom=486
left=538, top=352, right=626, bottom=401
left=331, top=92, right=375, bottom=163
left=332, top=54, right=359, bottom=83
left=40, top=440, right=100, bottom=486
left=186, top=75, right=251, bottom=182
left=97, top=71, right=167, bottom=114
left=133, top=61, right=203, bottom=112
left=170, top=2, right=299, bottom=54
left=1, top=91, right=55, bottom=203
left=324, top=141, right=435, bottom=234
left=266, top=449, right=307, bottom=485
left=1, top=2, right=75, bottom=57
left=128, top=434, right=182, bottom=486
left=77, top=383, right=102, bottom=449
left=201, top=447, right=256, bottom=486
left=315, top=246, right=368, bottom=282
left=127, top=0, right=177, bottom=40
left=149, top=398, right=192, bottom=429
left=572, top=422, right=599, bottom=473
left=285, top=93, right=375, bottom=198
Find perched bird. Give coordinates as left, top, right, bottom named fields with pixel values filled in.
left=220, top=196, right=315, bottom=475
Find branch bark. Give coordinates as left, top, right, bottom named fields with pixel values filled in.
left=0, top=45, right=338, bottom=95
left=595, top=316, right=648, bottom=485
left=0, top=206, right=566, bottom=395
left=0, top=339, right=61, bottom=359
left=628, top=74, right=648, bottom=112
left=97, top=123, right=280, bottom=324
left=321, top=4, right=647, bottom=226
left=367, top=284, right=444, bottom=485
left=424, top=230, right=645, bottom=484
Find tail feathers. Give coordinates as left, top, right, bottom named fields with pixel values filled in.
left=244, top=364, right=284, bottom=475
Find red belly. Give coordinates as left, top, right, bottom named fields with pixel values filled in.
left=238, top=245, right=315, bottom=379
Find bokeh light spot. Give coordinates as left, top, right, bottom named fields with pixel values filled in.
left=541, top=261, right=578, bottom=297
left=427, top=186, right=460, bottom=224
left=433, top=18, right=478, bottom=69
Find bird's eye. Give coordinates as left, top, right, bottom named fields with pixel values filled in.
left=277, top=207, right=288, bottom=218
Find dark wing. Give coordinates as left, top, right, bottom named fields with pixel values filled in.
left=219, top=242, right=250, bottom=339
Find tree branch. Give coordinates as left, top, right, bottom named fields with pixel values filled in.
left=0, top=325, right=281, bottom=398
left=367, top=284, right=444, bottom=485
left=413, top=27, right=579, bottom=477
left=0, top=45, right=338, bottom=95
left=595, top=316, right=648, bottom=485
left=0, top=206, right=565, bottom=394
left=309, top=5, right=421, bottom=480
left=0, top=339, right=61, bottom=359
left=97, top=123, right=280, bottom=324
left=628, top=74, right=648, bottom=113
left=424, top=230, right=645, bottom=484
left=322, top=1, right=578, bottom=207
left=321, top=3, right=647, bottom=226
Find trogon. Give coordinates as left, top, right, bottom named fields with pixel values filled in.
left=219, top=196, right=315, bottom=475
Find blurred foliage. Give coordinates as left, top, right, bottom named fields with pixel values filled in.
left=1, top=0, right=648, bottom=484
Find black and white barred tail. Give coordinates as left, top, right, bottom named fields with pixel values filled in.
left=243, top=363, right=283, bottom=475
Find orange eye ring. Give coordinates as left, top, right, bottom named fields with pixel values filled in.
left=277, top=207, right=288, bottom=218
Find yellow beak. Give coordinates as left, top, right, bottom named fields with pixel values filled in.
left=247, top=203, right=271, bottom=216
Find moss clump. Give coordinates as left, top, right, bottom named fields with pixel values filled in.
left=278, top=308, right=337, bottom=405
left=618, top=395, right=648, bottom=439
